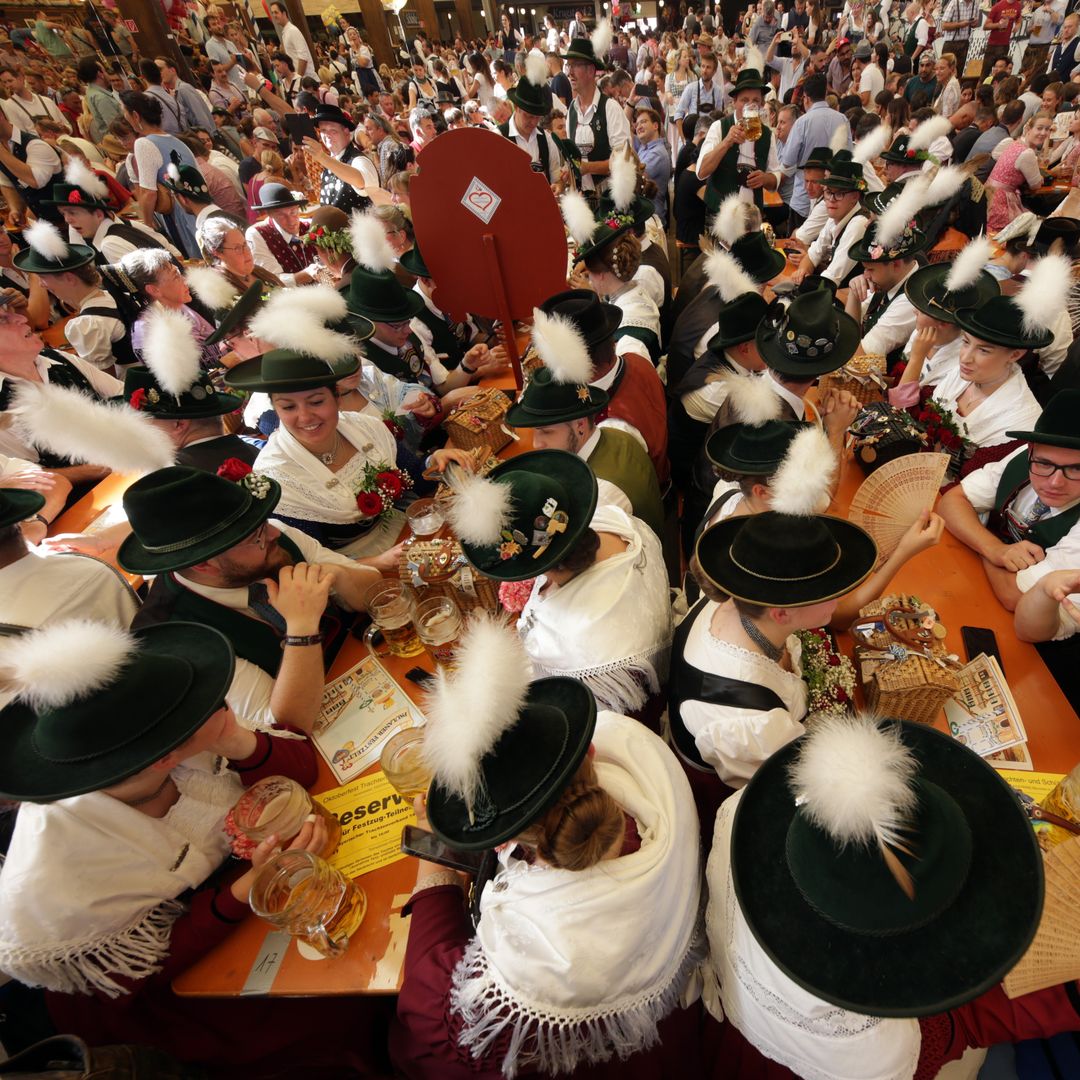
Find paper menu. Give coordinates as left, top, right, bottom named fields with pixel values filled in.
left=943, top=654, right=1028, bottom=759
left=313, top=656, right=425, bottom=783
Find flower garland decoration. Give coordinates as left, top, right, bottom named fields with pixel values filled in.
left=223, top=808, right=258, bottom=859
left=498, top=578, right=536, bottom=614
left=216, top=457, right=273, bottom=499
left=795, top=628, right=857, bottom=719
left=356, top=460, right=412, bottom=519
left=307, top=223, right=353, bottom=256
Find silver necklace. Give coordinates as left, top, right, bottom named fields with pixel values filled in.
left=122, top=774, right=174, bottom=808
left=739, top=612, right=785, bottom=663
left=319, top=434, right=340, bottom=466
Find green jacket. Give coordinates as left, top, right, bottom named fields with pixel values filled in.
left=587, top=428, right=665, bottom=539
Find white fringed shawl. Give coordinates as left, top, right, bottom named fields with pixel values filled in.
left=516, top=505, right=673, bottom=713
left=451, top=712, right=704, bottom=1078
left=0, top=754, right=242, bottom=997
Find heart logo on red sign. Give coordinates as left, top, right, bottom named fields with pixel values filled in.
left=468, top=190, right=493, bottom=212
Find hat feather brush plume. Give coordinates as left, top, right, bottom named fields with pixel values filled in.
left=852, top=123, right=891, bottom=168
left=768, top=425, right=837, bottom=516
left=923, top=164, right=967, bottom=208
left=64, top=157, right=109, bottom=202
left=349, top=209, right=397, bottom=274
left=10, top=382, right=176, bottom=474
left=1014, top=254, right=1074, bottom=340
left=185, top=267, right=240, bottom=314
left=790, top=714, right=919, bottom=899
left=741, top=42, right=765, bottom=75
left=530, top=306, right=593, bottom=384
left=525, top=47, right=547, bottom=87
left=142, top=308, right=202, bottom=398
left=23, top=219, right=70, bottom=264
left=608, top=147, right=638, bottom=217
left=590, top=17, right=613, bottom=62
left=874, top=173, right=931, bottom=251
left=721, top=370, right=784, bottom=427
left=828, top=124, right=849, bottom=156
left=561, top=190, right=597, bottom=249
left=0, top=621, right=133, bottom=713
left=906, top=114, right=953, bottom=161
left=705, top=247, right=759, bottom=303
left=710, top=192, right=753, bottom=249
left=248, top=284, right=357, bottom=364
left=944, top=234, right=994, bottom=295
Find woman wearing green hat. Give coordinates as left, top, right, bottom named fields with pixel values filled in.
left=0, top=620, right=391, bottom=1075
left=391, top=615, right=703, bottom=1078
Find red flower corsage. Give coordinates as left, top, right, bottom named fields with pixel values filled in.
left=376, top=470, right=403, bottom=498
left=129, top=387, right=147, bottom=410
left=68, top=190, right=83, bottom=204
left=357, top=490, right=384, bottom=516
left=217, top=457, right=254, bottom=482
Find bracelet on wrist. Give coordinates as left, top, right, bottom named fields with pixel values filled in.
left=282, top=631, right=324, bottom=648
left=460, top=361, right=477, bottom=375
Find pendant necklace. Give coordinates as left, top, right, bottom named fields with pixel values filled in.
left=319, top=434, right=340, bottom=466
left=739, top=612, right=785, bottom=663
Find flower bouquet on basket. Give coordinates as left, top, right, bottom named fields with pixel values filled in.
left=796, top=628, right=857, bottom=720
left=355, top=461, right=412, bottom=520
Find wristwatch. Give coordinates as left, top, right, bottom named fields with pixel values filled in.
left=25, top=514, right=49, bottom=530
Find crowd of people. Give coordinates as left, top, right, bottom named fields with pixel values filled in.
left=0, top=1, right=1079, bottom=1078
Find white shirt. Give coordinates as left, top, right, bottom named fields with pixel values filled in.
left=859, top=64, right=885, bottom=101
left=699, top=116, right=783, bottom=203
left=569, top=92, right=631, bottom=191
left=860, top=266, right=919, bottom=358
left=64, top=291, right=125, bottom=371
left=808, top=206, right=869, bottom=286
left=795, top=197, right=829, bottom=245
left=377, top=331, right=450, bottom=388
left=173, top=521, right=358, bottom=731
left=3, top=125, right=61, bottom=190
left=279, top=21, right=314, bottom=74
left=0, top=91, right=69, bottom=136
left=901, top=329, right=962, bottom=386
left=74, top=216, right=181, bottom=264
left=507, top=115, right=563, bottom=183
left=244, top=218, right=317, bottom=287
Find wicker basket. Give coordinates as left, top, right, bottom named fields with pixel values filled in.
left=851, top=595, right=961, bottom=725
left=818, top=353, right=889, bottom=406
left=430, top=445, right=499, bottom=505
left=444, top=388, right=516, bottom=453
left=398, top=537, right=500, bottom=614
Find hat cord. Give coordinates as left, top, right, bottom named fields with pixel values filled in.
left=727, top=542, right=842, bottom=582
left=138, top=498, right=252, bottom=554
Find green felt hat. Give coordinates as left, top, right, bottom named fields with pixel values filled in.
left=904, top=263, right=1000, bottom=325
left=162, top=151, right=212, bottom=203
left=706, top=291, right=770, bottom=351
left=12, top=233, right=96, bottom=276
left=224, top=349, right=360, bottom=393
left=862, top=181, right=902, bottom=216
left=848, top=218, right=926, bottom=264
left=803, top=146, right=833, bottom=170
left=0, top=622, right=236, bottom=802
left=537, top=288, right=622, bottom=347
left=756, top=289, right=861, bottom=378
left=730, top=230, right=787, bottom=284
left=821, top=157, right=868, bottom=193
left=0, top=489, right=45, bottom=529
left=576, top=218, right=633, bottom=264
left=203, top=281, right=267, bottom=346
left=457, top=449, right=598, bottom=582
left=342, top=263, right=424, bottom=325
left=731, top=719, right=1044, bottom=1016
left=507, top=76, right=553, bottom=116
left=596, top=194, right=655, bottom=230
left=42, top=181, right=111, bottom=213
left=695, top=509, right=876, bottom=607
left=561, top=36, right=608, bottom=69
left=953, top=296, right=1054, bottom=351
left=427, top=676, right=597, bottom=850
left=117, top=365, right=243, bottom=420
left=731, top=67, right=767, bottom=94
left=1006, top=389, right=1080, bottom=449
left=398, top=244, right=430, bottom=279
left=505, top=365, right=609, bottom=426
left=706, top=419, right=810, bottom=476
left=880, top=133, right=930, bottom=165
left=118, top=465, right=281, bottom=575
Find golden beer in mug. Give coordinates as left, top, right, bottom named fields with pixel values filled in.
left=364, top=580, right=424, bottom=658
left=742, top=106, right=763, bottom=141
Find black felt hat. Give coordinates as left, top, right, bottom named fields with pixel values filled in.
left=802, top=146, right=833, bottom=170
left=118, top=465, right=281, bottom=575
left=0, top=489, right=45, bottom=529
left=821, top=157, right=868, bottom=193
left=561, top=36, right=608, bottom=69
left=250, top=182, right=308, bottom=212
left=342, top=263, right=424, bottom=324
left=706, top=420, right=810, bottom=476
left=313, top=104, right=353, bottom=128
left=695, top=509, right=876, bottom=607
left=756, top=289, right=861, bottom=378
left=118, top=365, right=243, bottom=420
left=731, top=720, right=1044, bottom=1016
left=537, top=288, right=622, bottom=347
left=953, top=296, right=1054, bottom=351
left=1006, top=389, right=1080, bottom=449
left=730, top=231, right=787, bottom=284
left=42, top=181, right=111, bottom=213
left=862, top=181, right=903, bottom=216
left=507, top=76, right=553, bottom=116
left=706, top=291, right=770, bottom=351
left=904, top=263, right=1000, bottom=325
left=224, top=349, right=360, bottom=393
left=203, top=281, right=269, bottom=347
left=427, top=676, right=597, bottom=850
left=398, top=244, right=430, bottom=279
left=880, top=133, right=929, bottom=165
left=848, top=218, right=926, bottom=263
left=1033, top=216, right=1080, bottom=256
left=12, top=227, right=95, bottom=276
left=575, top=218, right=633, bottom=264
left=596, top=193, right=655, bottom=230
left=0, top=622, right=236, bottom=802
left=161, top=151, right=212, bottom=203
left=731, top=67, right=767, bottom=94
left=456, top=450, right=598, bottom=582
left=505, top=365, right=608, bottom=426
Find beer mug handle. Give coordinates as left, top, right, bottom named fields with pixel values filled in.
left=363, top=622, right=391, bottom=658
left=307, top=920, right=347, bottom=959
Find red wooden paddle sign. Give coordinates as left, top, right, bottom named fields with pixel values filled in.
left=409, top=127, right=568, bottom=389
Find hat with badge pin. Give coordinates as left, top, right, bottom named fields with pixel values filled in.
left=161, top=150, right=213, bottom=204
left=756, top=286, right=861, bottom=378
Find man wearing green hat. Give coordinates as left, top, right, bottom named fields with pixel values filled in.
left=696, top=62, right=781, bottom=212
left=501, top=60, right=564, bottom=186
left=161, top=151, right=246, bottom=238
left=791, top=156, right=870, bottom=289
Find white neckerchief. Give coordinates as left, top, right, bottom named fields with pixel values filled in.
left=577, top=426, right=603, bottom=462
left=253, top=411, right=397, bottom=525
left=591, top=357, right=624, bottom=393
left=453, top=711, right=703, bottom=1077
left=0, top=753, right=242, bottom=997
left=767, top=374, right=807, bottom=420
left=516, top=505, right=673, bottom=713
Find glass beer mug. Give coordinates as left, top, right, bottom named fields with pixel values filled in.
left=742, top=103, right=763, bottom=141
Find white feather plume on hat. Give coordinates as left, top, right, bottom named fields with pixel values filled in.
left=185, top=267, right=240, bottom=313
left=591, top=17, right=613, bottom=59
left=705, top=248, right=758, bottom=303
left=609, top=147, right=637, bottom=214
left=907, top=114, right=952, bottom=155
left=525, top=48, right=547, bottom=86
left=852, top=124, right=891, bottom=166
left=789, top=714, right=919, bottom=897
left=23, top=219, right=69, bottom=262
left=531, top=307, right=593, bottom=384
left=829, top=124, right=850, bottom=155
left=248, top=285, right=356, bottom=363
left=710, top=192, right=751, bottom=248
left=1, top=620, right=134, bottom=711
left=64, top=157, right=109, bottom=201
left=445, top=469, right=514, bottom=547
left=874, top=173, right=930, bottom=251
left=924, top=164, right=966, bottom=208
left=722, top=371, right=783, bottom=427
left=142, top=307, right=202, bottom=396
left=561, top=190, right=597, bottom=248
left=421, top=614, right=532, bottom=810
left=944, top=234, right=993, bottom=294
left=768, top=426, right=836, bottom=515
left=10, top=382, right=176, bottom=474
left=741, top=43, right=765, bottom=74
left=349, top=210, right=396, bottom=274
left=1015, top=254, right=1074, bottom=339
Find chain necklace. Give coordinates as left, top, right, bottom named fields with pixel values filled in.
left=121, top=774, right=175, bottom=808
left=739, top=612, right=785, bottom=663
left=319, top=433, right=340, bottom=466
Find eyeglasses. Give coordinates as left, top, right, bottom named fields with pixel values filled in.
left=238, top=523, right=269, bottom=550
left=383, top=319, right=412, bottom=331
left=822, top=189, right=847, bottom=201
left=1029, top=457, right=1080, bottom=481
left=219, top=244, right=247, bottom=253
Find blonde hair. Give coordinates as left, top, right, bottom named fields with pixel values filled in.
left=259, top=149, right=285, bottom=174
